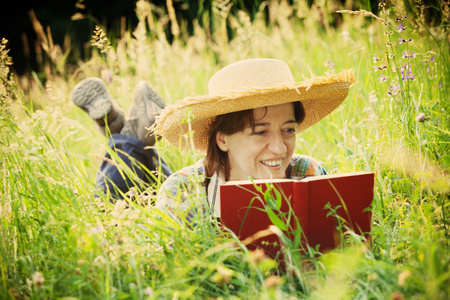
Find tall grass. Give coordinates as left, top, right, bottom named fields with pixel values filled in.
left=1, top=0, right=449, bottom=299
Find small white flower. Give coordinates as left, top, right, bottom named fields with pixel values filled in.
left=93, top=255, right=106, bottom=266
left=32, top=271, right=45, bottom=286
left=115, top=200, right=128, bottom=210
left=415, top=113, right=428, bottom=122
left=144, top=287, right=154, bottom=296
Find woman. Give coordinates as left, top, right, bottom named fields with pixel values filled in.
left=72, top=58, right=354, bottom=218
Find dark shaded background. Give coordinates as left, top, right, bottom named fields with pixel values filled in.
left=0, top=0, right=371, bottom=77
left=0, top=0, right=142, bottom=76
left=0, top=0, right=442, bottom=77
left=1, top=0, right=284, bottom=76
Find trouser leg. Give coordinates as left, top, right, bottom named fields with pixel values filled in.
left=95, top=134, right=172, bottom=200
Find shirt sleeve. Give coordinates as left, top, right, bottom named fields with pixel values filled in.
left=289, top=154, right=327, bottom=178
left=154, top=162, right=207, bottom=222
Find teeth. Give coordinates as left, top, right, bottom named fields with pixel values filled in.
left=261, top=160, right=283, bottom=166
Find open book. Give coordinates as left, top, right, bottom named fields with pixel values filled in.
left=219, top=172, right=374, bottom=257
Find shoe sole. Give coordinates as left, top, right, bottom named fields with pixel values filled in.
left=72, top=78, right=113, bottom=120
left=137, top=80, right=166, bottom=110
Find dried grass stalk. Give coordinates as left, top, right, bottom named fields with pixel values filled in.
left=336, top=10, right=388, bottom=25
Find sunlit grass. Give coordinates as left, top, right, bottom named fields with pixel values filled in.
left=1, top=0, right=449, bottom=299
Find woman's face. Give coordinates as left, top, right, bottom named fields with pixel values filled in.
left=216, top=103, right=297, bottom=181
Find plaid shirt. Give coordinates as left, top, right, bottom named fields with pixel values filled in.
left=154, top=154, right=327, bottom=219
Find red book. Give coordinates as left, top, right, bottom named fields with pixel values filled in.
left=219, top=172, right=374, bottom=257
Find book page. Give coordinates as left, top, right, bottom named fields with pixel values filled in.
left=222, top=178, right=293, bottom=185
left=222, top=171, right=373, bottom=185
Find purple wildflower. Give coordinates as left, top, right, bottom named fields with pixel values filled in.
left=325, top=59, right=335, bottom=69
left=430, top=56, right=435, bottom=62
left=400, top=64, right=416, bottom=81
left=373, top=54, right=381, bottom=63
left=378, top=72, right=388, bottom=83
left=402, top=51, right=416, bottom=59
left=399, top=38, right=412, bottom=44
left=373, top=62, right=387, bottom=72
left=400, top=64, right=406, bottom=80
left=388, top=83, right=401, bottom=95
left=439, top=82, right=443, bottom=89
left=373, top=63, right=387, bottom=72
left=397, top=24, right=406, bottom=32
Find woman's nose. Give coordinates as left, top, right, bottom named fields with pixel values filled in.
left=267, top=133, right=287, bottom=154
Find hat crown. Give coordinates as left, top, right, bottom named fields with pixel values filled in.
left=208, top=58, right=296, bottom=95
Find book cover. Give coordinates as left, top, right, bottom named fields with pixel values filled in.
left=219, top=172, right=374, bottom=257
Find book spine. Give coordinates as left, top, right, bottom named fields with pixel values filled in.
left=293, top=181, right=309, bottom=245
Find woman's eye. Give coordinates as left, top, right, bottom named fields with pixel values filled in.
left=283, top=128, right=296, bottom=135
left=252, top=131, right=266, bottom=136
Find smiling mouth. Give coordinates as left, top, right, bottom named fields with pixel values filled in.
left=261, top=159, right=283, bottom=167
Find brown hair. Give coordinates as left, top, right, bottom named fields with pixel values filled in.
left=204, top=101, right=305, bottom=178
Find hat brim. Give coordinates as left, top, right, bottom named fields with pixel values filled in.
left=153, top=70, right=355, bottom=153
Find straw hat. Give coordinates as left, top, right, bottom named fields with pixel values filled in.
left=152, top=58, right=355, bottom=152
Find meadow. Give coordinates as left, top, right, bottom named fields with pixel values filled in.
left=1, top=0, right=449, bottom=299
